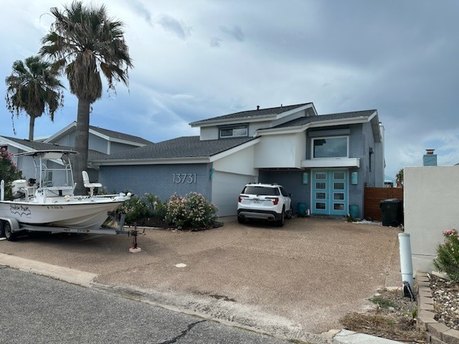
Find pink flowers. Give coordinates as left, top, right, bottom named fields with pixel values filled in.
left=443, top=229, right=458, bottom=237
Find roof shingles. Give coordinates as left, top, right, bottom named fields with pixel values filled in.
left=267, top=109, right=377, bottom=129
left=98, top=136, right=256, bottom=161
left=190, top=102, right=312, bottom=126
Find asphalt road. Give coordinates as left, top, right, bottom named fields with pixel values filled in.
left=0, top=267, right=289, bottom=344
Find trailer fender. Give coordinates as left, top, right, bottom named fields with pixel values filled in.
left=0, top=217, right=21, bottom=233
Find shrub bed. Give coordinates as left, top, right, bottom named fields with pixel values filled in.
left=121, top=192, right=218, bottom=231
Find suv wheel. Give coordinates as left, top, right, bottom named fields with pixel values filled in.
left=237, top=216, right=245, bottom=224
left=276, top=209, right=285, bottom=227
left=286, top=206, right=293, bottom=219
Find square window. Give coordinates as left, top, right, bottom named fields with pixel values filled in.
left=334, top=172, right=345, bottom=180
left=316, top=202, right=326, bottom=209
left=316, top=192, right=326, bottom=199
left=334, top=193, right=344, bottom=200
left=316, top=182, right=326, bottom=190
left=334, top=203, right=345, bottom=210
left=316, top=173, right=327, bottom=180
left=334, top=182, right=344, bottom=190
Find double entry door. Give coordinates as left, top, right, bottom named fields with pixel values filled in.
left=311, top=170, right=348, bottom=216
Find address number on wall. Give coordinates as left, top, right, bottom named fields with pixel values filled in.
left=172, top=173, right=197, bottom=184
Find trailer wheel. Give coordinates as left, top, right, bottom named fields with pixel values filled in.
left=4, top=222, right=16, bottom=241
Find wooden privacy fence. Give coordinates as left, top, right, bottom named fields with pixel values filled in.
left=364, top=187, right=403, bottom=221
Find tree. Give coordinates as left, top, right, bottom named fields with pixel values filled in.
left=5, top=56, right=63, bottom=141
left=396, top=168, right=404, bottom=187
left=40, top=1, right=132, bottom=195
left=0, top=146, right=23, bottom=200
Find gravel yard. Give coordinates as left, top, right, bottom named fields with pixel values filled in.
left=430, top=274, right=459, bottom=330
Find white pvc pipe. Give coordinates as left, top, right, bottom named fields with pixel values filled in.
left=398, top=233, right=414, bottom=288
left=1, top=180, right=4, bottom=201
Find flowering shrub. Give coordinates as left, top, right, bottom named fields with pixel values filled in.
left=121, top=192, right=217, bottom=230
left=165, top=192, right=217, bottom=230
left=0, top=146, right=23, bottom=199
left=121, top=193, right=165, bottom=225
left=433, top=229, right=459, bottom=282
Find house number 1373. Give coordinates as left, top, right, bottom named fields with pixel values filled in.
left=172, top=173, right=197, bottom=184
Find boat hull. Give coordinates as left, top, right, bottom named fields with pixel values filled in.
left=0, top=199, right=124, bottom=230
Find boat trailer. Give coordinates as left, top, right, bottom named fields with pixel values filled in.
left=0, top=212, right=141, bottom=245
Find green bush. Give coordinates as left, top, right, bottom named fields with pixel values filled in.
left=433, top=229, right=459, bottom=282
left=121, top=192, right=217, bottom=230
left=121, top=193, right=165, bottom=225
left=165, top=192, right=217, bottom=230
left=0, top=147, right=23, bottom=200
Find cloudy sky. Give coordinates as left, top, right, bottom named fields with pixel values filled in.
left=1, top=0, right=458, bottom=180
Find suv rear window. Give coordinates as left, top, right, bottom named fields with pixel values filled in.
left=242, top=186, right=280, bottom=196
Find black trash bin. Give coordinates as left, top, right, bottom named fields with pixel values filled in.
left=380, top=199, right=403, bottom=227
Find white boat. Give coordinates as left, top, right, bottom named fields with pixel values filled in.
left=0, top=150, right=130, bottom=236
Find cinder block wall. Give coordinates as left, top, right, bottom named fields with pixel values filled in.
left=404, top=166, right=459, bottom=273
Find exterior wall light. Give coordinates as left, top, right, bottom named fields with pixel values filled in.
left=351, top=171, right=358, bottom=185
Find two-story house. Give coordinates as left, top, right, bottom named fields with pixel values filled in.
left=94, top=102, right=384, bottom=217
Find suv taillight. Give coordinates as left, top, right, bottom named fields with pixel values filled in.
left=267, top=197, right=279, bottom=205
left=238, top=195, right=247, bottom=202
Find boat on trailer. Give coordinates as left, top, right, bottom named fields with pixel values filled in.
left=0, top=150, right=131, bottom=240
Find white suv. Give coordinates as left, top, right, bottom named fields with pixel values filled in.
left=237, top=183, right=292, bottom=226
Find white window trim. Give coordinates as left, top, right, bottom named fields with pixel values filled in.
left=311, top=136, right=349, bottom=159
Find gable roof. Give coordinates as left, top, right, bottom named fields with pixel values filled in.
left=0, top=136, right=108, bottom=162
left=269, top=109, right=377, bottom=129
left=44, top=122, right=152, bottom=146
left=190, top=102, right=315, bottom=127
left=257, top=109, right=382, bottom=142
left=1, top=136, right=70, bottom=151
left=94, top=136, right=258, bottom=164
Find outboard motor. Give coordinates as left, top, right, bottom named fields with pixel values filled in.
left=11, top=179, right=27, bottom=199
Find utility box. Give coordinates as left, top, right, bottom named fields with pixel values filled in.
left=380, top=199, right=403, bottom=227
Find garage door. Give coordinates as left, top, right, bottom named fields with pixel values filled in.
left=212, top=171, right=256, bottom=216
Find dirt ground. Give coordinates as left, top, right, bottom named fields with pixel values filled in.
left=341, top=288, right=425, bottom=343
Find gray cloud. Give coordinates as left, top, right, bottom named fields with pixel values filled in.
left=129, top=0, right=153, bottom=26
left=210, top=37, right=222, bottom=47
left=220, top=25, right=244, bottom=41
left=158, top=15, right=191, bottom=40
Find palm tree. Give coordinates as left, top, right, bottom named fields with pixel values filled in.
left=396, top=168, right=404, bottom=187
left=40, top=1, right=133, bottom=195
left=5, top=56, right=63, bottom=141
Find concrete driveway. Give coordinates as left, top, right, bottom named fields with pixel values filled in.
left=0, top=217, right=401, bottom=339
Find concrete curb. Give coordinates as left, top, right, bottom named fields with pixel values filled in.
left=416, top=272, right=459, bottom=344
left=0, top=253, right=97, bottom=287
left=333, top=330, right=402, bottom=344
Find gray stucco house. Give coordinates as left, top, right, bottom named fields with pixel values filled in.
left=0, top=122, right=152, bottom=182
left=94, top=102, right=384, bottom=217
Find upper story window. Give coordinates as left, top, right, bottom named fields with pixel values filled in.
left=312, top=136, right=348, bottom=158
left=219, top=125, right=248, bottom=138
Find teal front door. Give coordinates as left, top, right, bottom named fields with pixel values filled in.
left=311, top=170, right=348, bottom=216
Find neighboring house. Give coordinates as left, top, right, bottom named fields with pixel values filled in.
left=44, top=121, right=152, bottom=168
left=0, top=123, right=152, bottom=183
left=94, top=102, right=384, bottom=217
